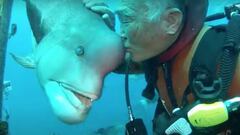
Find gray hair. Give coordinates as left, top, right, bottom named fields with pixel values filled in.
left=145, top=0, right=185, bottom=22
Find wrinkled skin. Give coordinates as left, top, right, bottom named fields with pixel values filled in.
left=12, top=0, right=124, bottom=124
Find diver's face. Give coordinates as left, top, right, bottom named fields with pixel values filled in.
left=116, top=0, right=171, bottom=62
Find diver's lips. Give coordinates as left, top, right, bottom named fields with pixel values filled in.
left=124, top=47, right=131, bottom=52
left=124, top=47, right=134, bottom=56
left=54, top=81, right=98, bottom=107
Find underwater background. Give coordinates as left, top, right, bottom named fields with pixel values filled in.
left=3, top=0, right=240, bottom=135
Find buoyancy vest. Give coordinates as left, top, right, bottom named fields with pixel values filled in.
left=141, top=0, right=209, bottom=102
left=156, top=25, right=212, bottom=110
left=153, top=20, right=240, bottom=135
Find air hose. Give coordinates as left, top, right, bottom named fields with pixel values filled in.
left=124, top=53, right=148, bottom=135
left=125, top=53, right=134, bottom=121
left=218, top=13, right=240, bottom=99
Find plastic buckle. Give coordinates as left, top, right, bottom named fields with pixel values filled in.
left=192, top=77, right=222, bottom=103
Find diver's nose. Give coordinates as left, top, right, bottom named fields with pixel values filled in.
left=120, top=28, right=127, bottom=41
left=120, top=33, right=127, bottom=43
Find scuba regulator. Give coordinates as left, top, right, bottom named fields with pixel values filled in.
left=187, top=97, right=240, bottom=128
left=158, top=97, right=240, bottom=135
left=124, top=53, right=148, bottom=135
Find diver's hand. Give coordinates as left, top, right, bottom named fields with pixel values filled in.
left=83, top=0, right=115, bottom=31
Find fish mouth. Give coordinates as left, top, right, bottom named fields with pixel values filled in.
left=53, top=80, right=98, bottom=108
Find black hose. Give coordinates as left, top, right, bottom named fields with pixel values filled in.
left=218, top=14, right=240, bottom=99
left=125, top=55, right=135, bottom=121
left=205, top=13, right=226, bottom=22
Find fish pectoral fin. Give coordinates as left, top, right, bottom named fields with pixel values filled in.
left=10, top=53, right=36, bottom=69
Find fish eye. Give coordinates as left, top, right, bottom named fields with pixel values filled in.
left=75, top=46, right=84, bottom=56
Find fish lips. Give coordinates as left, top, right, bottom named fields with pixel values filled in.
left=44, top=81, right=98, bottom=124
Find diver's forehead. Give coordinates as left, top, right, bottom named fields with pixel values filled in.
left=119, top=0, right=146, bottom=9
left=117, top=0, right=147, bottom=14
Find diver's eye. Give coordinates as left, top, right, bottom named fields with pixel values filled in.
left=75, top=46, right=84, bottom=56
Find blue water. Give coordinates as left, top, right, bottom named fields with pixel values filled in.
left=3, top=0, right=239, bottom=135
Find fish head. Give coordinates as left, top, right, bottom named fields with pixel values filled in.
left=35, top=27, right=123, bottom=123
left=13, top=0, right=124, bottom=124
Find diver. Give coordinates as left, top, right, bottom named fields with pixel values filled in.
left=84, top=0, right=240, bottom=134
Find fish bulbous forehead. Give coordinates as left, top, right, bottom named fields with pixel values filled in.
left=42, top=2, right=106, bottom=30
left=27, top=0, right=110, bottom=42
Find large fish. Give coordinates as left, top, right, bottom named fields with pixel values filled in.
left=11, top=0, right=124, bottom=124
